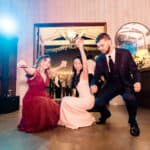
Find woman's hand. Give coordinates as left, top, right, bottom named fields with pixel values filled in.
left=60, top=60, right=67, bottom=68
left=17, top=60, right=28, bottom=68
left=75, top=37, right=84, bottom=50
left=17, top=60, right=36, bottom=76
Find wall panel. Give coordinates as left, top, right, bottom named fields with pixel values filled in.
left=0, top=0, right=150, bottom=102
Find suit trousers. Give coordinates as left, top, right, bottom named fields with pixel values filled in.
left=94, top=82, right=138, bottom=124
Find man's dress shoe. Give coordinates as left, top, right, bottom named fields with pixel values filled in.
left=130, top=123, right=140, bottom=136
left=96, top=111, right=111, bottom=124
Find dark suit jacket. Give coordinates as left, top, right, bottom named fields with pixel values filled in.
left=91, top=48, right=141, bottom=88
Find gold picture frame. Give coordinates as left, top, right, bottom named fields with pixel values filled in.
left=33, top=22, right=107, bottom=61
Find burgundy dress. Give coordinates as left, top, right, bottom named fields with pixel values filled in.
left=18, top=71, right=60, bottom=133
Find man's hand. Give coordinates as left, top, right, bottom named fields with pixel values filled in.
left=90, top=85, right=98, bottom=94
left=133, top=82, right=141, bottom=92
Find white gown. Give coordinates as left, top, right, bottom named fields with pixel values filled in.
left=58, top=79, right=95, bottom=129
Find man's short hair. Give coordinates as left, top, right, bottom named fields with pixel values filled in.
left=96, top=33, right=111, bottom=44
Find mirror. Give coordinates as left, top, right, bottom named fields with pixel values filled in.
left=115, top=22, right=150, bottom=70
left=33, top=23, right=106, bottom=61
left=33, top=22, right=107, bottom=98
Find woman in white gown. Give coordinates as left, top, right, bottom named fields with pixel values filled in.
left=58, top=38, right=95, bottom=129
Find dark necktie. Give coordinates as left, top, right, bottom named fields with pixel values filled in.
left=108, top=55, right=114, bottom=73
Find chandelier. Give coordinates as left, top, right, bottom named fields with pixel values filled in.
left=66, top=30, right=78, bottom=47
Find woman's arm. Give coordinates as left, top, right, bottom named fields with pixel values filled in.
left=50, top=60, right=67, bottom=73
left=75, top=38, right=88, bottom=80
left=17, top=60, right=36, bottom=75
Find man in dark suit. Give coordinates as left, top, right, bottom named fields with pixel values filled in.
left=90, top=33, right=141, bottom=136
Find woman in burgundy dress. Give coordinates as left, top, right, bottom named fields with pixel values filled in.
left=17, top=55, right=67, bottom=133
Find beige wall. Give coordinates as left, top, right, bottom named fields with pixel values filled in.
left=1, top=0, right=150, bottom=103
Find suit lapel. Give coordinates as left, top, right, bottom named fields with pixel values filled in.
left=115, top=49, right=122, bottom=72
left=101, top=55, right=109, bottom=79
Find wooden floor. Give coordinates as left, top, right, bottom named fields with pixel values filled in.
left=0, top=106, right=149, bottom=150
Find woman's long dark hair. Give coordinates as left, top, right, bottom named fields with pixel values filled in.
left=71, top=56, right=83, bottom=88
